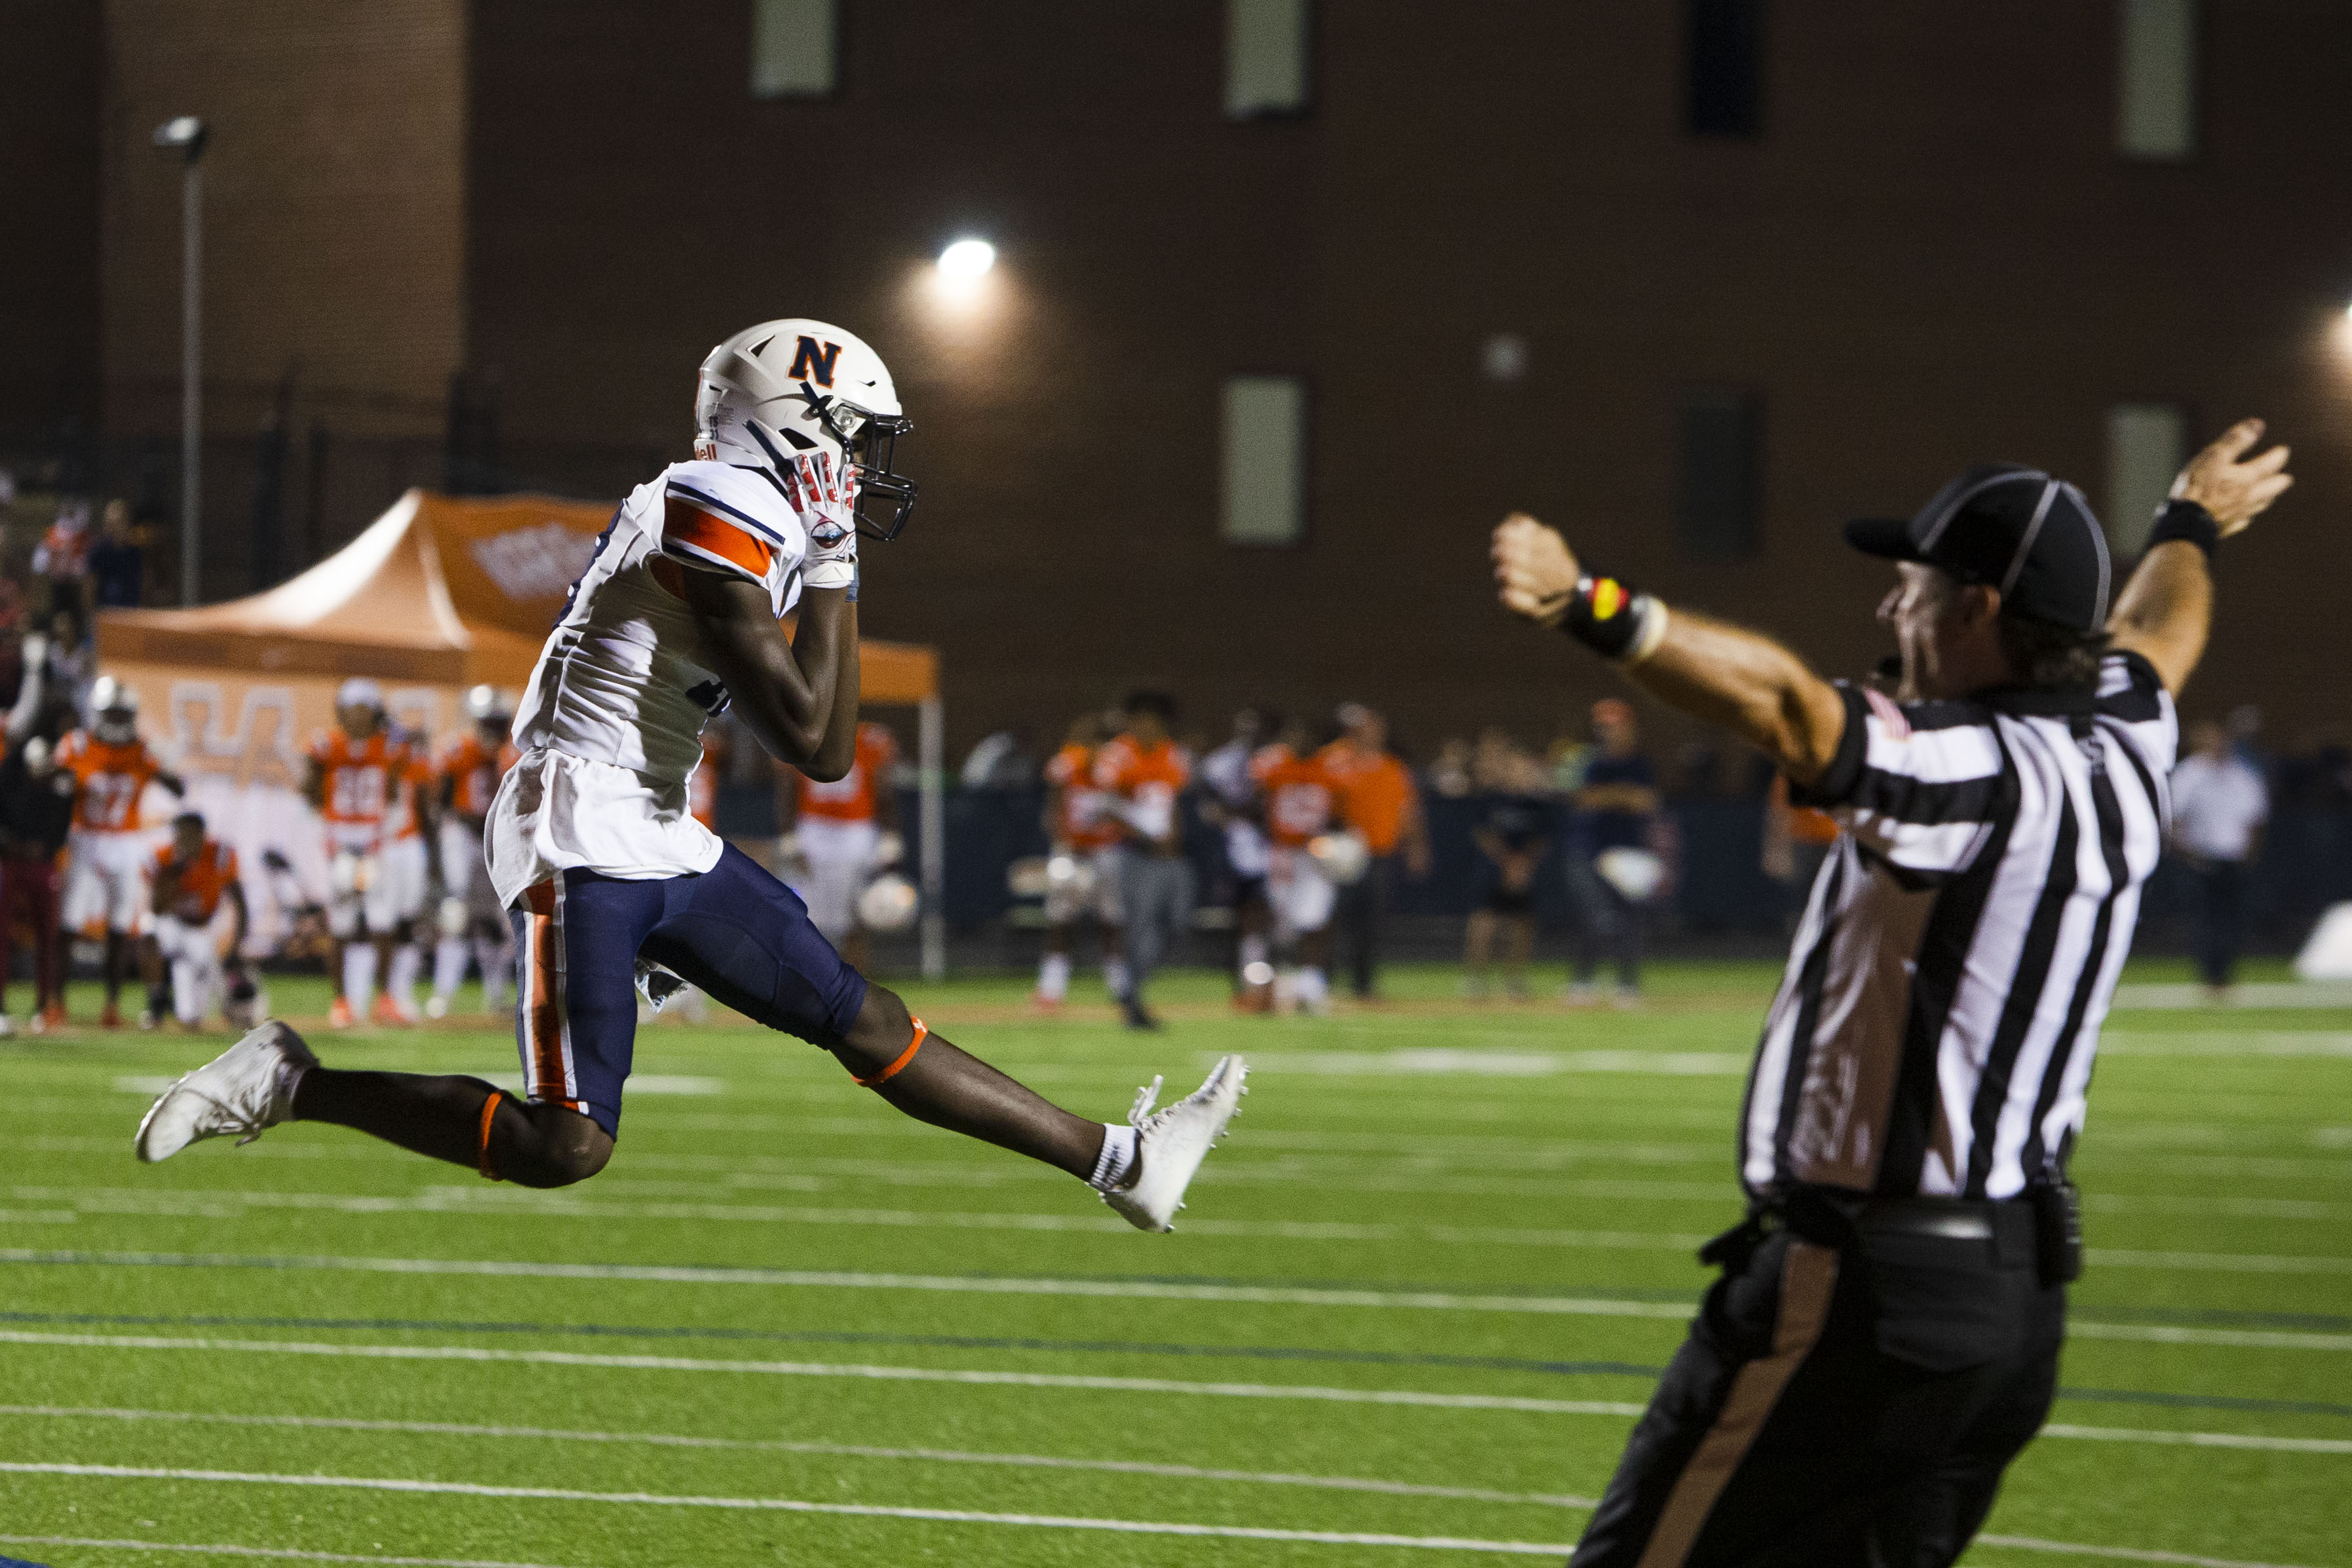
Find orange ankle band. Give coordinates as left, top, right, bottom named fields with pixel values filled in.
left=853, top=1018, right=929, bottom=1088
left=477, top=1090, right=505, bottom=1181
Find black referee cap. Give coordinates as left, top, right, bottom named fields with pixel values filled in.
left=1846, top=465, right=2113, bottom=633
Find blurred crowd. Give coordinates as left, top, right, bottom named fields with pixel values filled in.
left=940, top=689, right=2352, bottom=1017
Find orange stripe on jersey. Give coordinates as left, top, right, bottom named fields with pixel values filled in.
left=664, top=497, right=773, bottom=579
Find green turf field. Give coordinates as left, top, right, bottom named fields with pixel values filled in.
left=0, top=959, right=2345, bottom=1566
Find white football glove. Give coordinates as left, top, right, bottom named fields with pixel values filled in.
left=793, top=451, right=859, bottom=592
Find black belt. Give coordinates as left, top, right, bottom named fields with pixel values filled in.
left=1860, top=1195, right=2037, bottom=1249
left=1706, top=1187, right=2079, bottom=1286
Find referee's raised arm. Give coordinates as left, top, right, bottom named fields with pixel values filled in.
left=1492, top=518, right=1849, bottom=787
left=1501, top=421, right=2292, bottom=1568
left=2106, top=417, right=2292, bottom=693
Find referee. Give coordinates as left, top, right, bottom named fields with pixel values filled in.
left=1492, top=419, right=2292, bottom=1567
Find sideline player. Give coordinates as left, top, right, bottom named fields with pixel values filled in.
left=148, top=811, right=248, bottom=1030
left=1196, top=706, right=1277, bottom=1012
left=1034, top=712, right=1119, bottom=1010
left=0, top=735, right=77, bottom=1031
left=781, top=717, right=900, bottom=973
left=1094, top=691, right=1190, bottom=1031
left=306, top=679, right=415, bottom=1027
left=430, top=685, right=519, bottom=1018
left=1252, top=717, right=1341, bottom=1015
left=58, top=678, right=183, bottom=1026
left=379, top=729, right=444, bottom=1021
left=138, top=317, right=1242, bottom=1233
left=1494, top=422, right=2292, bottom=1565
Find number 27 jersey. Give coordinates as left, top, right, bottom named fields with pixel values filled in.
left=511, top=459, right=819, bottom=792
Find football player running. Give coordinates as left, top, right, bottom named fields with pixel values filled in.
left=138, top=320, right=1243, bottom=1231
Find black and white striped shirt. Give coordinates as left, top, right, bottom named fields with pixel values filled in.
left=1743, top=652, right=2176, bottom=1201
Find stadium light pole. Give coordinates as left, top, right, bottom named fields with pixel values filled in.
left=153, top=115, right=208, bottom=606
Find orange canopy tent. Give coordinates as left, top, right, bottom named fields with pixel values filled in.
left=97, top=488, right=938, bottom=701
left=97, top=490, right=948, bottom=972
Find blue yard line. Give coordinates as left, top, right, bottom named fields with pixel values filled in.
left=0, top=1309, right=2342, bottom=1420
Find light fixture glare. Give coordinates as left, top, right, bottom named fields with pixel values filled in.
left=938, top=239, right=996, bottom=281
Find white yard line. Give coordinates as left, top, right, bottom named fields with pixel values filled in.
left=0, top=1331, right=1649, bottom=1416
left=0, top=1537, right=570, bottom=1568
left=5, top=1466, right=2323, bottom=1566
left=1230, top=1050, right=1749, bottom=1077
left=5, top=1185, right=1711, bottom=1253
left=1975, top=1533, right=2319, bottom=1568
left=0, top=1404, right=1598, bottom=1508
left=0, top=1464, right=1576, bottom=1556
left=2068, top=1322, right=2352, bottom=1352
left=2039, top=1425, right=2352, bottom=1455
left=2100, top=1032, right=2352, bottom=1058
left=0, top=1249, right=1701, bottom=1318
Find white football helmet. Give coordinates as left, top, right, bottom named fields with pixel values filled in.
left=858, top=873, right=920, bottom=932
left=463, top=684, right=506, bottom=723
left=694, top=318, right=918, bottom=539
left=90, top=676, right=140, bottom=744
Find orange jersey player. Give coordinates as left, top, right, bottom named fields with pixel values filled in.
left=58, top=676, right=185, bottom=1026
left=1033, top=712, right=1118, bottom=1011
left=148, top=810, right=250, bottom=1031
left=431, top=685, right=521, bottom=1020
left=783, top=720, right=900, bottom=970
left=1250, top=738, right=1339, bottom=851
left=303, top=678, right=422, bottom=1025
left=1091, top=691, right=1190, bottom=1030
left=1250, top=719, right=1341, bottom=1012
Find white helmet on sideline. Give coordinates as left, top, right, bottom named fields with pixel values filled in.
left=90, top=676, right=139, bottom=744
left=693, top=319, right=918, bottom=539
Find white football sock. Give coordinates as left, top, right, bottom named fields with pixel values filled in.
left=387, top=945, right=422, bottom=1011
left=1037, top=953, right=1071, bottom=1001
left=433, top=937, right=471, bottom=999
left=1088, top=1122, right=1138, bottom=1191
left=1296, top=966, right=1329, bottom=1007
left=343, top=945, right=377, bottom=1011
left=1239, top=934, right=1269, bottom=970
left=1104, top=957, right=1130, bottom=999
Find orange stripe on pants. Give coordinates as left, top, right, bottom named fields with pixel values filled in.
left=522, top=879, right=573, bottom=1108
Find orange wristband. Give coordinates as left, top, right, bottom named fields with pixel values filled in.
left=853, top=1018, right=929, bottom=1088
left=477, top=1090, right=505, bottom=1181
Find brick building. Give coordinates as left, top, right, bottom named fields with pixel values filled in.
left=11, top=0, right=2352, bottom=757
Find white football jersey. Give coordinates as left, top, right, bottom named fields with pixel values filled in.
left=512, top=459, right=813, bottom=787
left=488, top=459, right=829, bottom=906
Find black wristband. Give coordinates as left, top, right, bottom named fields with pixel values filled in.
left=2146, top=499, right=2219, bottom=558
left=1560, top=572, right=1659, bottom=660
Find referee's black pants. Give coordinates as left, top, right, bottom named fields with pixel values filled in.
left=1568, top=1208, right=2063, bottom=1567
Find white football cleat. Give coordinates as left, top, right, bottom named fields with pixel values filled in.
left=134, top=1020, right=318, bottom=1163
left=1101, top=1054, right=1247, bottom=1234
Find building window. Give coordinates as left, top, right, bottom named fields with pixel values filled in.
left=1225, top=0, right=1311, bottom=119
left=2117, top=0, right=2197, bottom=159
left=2106, top=402, right=2187, bottom=553
left=752, top=0, right=837, bottom=99
left=1686, top=0, right=1764, bottom=138
left=1222, top=376, right=1307, bottom=545
left=1676, top=387, right=1761, bottom=558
